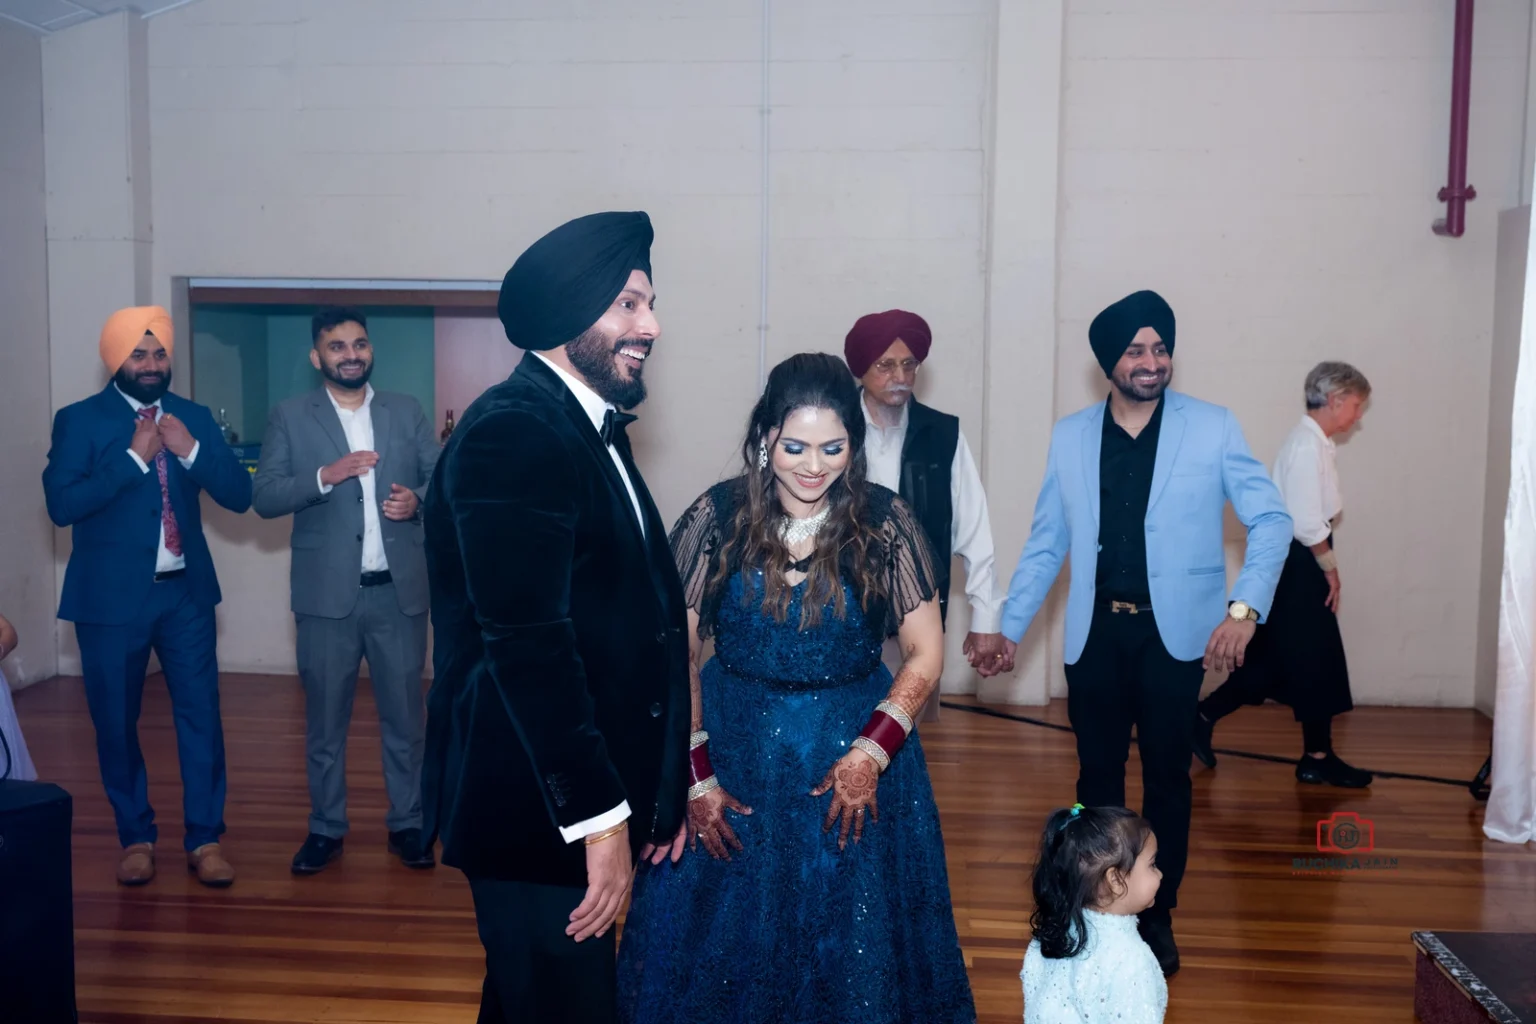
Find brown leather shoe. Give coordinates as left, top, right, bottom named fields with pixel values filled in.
left=187, top=843, right=235, bottom=888
left=117, top=843, right=155, bottom=886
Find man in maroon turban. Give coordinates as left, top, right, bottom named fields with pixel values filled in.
left=843, top=310, right=1010, bottom=694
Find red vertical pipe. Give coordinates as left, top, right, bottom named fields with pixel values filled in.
left=1434, top=0, right=1477, bottom=237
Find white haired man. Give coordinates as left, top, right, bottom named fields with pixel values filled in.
left=1194, top=361, right=1373, bottom=788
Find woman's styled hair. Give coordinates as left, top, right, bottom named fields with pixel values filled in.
left=1028, top=805, right=1154, bottom=959
left=704, top=352, right=886, bottom=629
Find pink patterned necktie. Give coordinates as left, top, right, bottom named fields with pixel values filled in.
left=137, top=407, right=182, bottom=557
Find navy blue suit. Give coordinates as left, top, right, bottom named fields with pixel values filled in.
left=44, top=384, right=252, bottom=851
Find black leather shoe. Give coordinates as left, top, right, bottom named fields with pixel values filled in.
left=1137, top=911, right=1180, bottom=977
left=291, top=833, right=343, bottom=875
left=388, top=829, right=436, bottom=869
left=1296, top=753, right=1372, bottom=789
left=1192, top=710, right=1217, bottom=769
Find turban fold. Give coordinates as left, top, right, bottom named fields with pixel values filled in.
left=101, top=306, right=174, bottom=375
left=843, top=309, right=933, bottom=377
left=498, top=211, right=654, bottom=351
left=1088, top=290, right=1175, bottom=377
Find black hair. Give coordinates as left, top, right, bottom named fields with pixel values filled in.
left=704, top=352, right=882, bottom=629
left=312, top=306, right=368, bottom=344
left=1029, top=806, right=1153, bottom=959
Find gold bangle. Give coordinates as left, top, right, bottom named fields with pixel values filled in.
left=583, top=821, right=628, bottom=846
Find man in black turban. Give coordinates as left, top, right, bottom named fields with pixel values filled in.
left=422, top=211, right=691, bottom=1022
left=988, top=288, right=1292, bottom=979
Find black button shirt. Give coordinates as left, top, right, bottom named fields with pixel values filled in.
left=1096, top=396, right=1165, bottom=604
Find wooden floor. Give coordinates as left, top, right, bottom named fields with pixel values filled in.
left=12, top=673, right=1534, bottom=1023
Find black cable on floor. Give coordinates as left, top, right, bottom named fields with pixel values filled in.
left=938, top=700, right=1483, bottom=791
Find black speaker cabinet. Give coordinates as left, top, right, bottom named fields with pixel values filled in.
left=0, top=780, right=78, bottom=1023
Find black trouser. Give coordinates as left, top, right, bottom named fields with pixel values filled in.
left=469, top=877, right=617, bottom=1024
left=1065, top=603, right=1206, bottom=915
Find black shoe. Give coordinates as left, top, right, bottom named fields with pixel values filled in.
left=1137, top=911, right=1180, bottom=977
left=291, top=833, right=343, bottom=875
left=1192, top=710, right=1217, bottom=769
left=1295, top=753, right=1373, bottom=789
left=388, top=828, right=436, bottom=869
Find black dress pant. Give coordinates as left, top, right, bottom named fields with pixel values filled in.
left=469, top=876, right=617, bottom=1024
left=1065, top=603, right=1206, bottom=914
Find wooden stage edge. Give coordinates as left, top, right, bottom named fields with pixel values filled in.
left=11, top=673, right=1536, bottom=1024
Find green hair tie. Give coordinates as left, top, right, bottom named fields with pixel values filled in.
left=1057, top=803, right=1085, bottom=832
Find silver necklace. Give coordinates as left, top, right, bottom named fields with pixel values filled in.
left=780, top=504, right=831, bottom=547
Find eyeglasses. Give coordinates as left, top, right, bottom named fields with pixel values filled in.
left=872, top=358, right=920, bottom=375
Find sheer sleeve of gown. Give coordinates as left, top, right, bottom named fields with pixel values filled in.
left=668, top=483, right=733, bottom=638
left=874, top=489, right=942, bottom=637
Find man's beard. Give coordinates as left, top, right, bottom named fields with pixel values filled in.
left=566, top=327, right=648, bottom=409
left=1112, top=365, right=1170, bottom=403
left=322, top=358, right=372, bottom=390
left=115, top=365, right=172, bottom=404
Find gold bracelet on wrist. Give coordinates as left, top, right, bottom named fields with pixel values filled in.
left=583, top=821, right=628, bottom=846
left=687, top=775, right=720, bottom=801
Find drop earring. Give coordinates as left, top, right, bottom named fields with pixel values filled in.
left=757, top=440, right=768, bottom=470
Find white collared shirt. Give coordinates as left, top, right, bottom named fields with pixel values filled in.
left=860, top=396, right=1004, bottom=633
left=315, top=384, right=388, bottom=573
left=532, top=352, right=646, bottom=538
left=532, top=352, right=637, bottom=843
left=117, top=384, right=200, bottom=574
left=1272, top=414, right=1342, bottom=547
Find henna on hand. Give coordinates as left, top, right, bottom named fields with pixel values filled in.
left=687, top=786, right=751, bottom=860
left=884, top=662, right=935, bottom=723
left=810, top=751, right=881, bottom=851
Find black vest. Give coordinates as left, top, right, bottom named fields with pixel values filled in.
left=897, top=400, right=960, bottom=626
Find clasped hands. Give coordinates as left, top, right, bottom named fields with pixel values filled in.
left=320, top=451, right=418, bottom=521
left=130, top=412, right=196, bottom=462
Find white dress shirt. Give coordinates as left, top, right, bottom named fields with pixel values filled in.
left=118, top=385, right=200, bottom=574
left=1021, top=909, right=1168, bottom=1024
left=533, top=352, right=640, bottom=843
left=860, top=396, right=1003, bottom=633
left=1272, top=414, right=1341, bottom=547
left=315, top=384, right=388, bottom=573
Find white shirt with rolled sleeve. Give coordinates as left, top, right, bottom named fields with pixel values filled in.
left=117, top=385, right=199, bottom=574
left=314, top=384, right=388, bottom=574
left=1272, top=415, right=1341, bottom=547
left=532, top=352, right=644, bottom=844
left=860, top=397, right=1003, bottom=633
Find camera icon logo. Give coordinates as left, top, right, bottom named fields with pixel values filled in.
left=1316, top=811, right=1375, bottom=854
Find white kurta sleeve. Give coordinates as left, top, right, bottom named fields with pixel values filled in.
left=950, top=431, right=1003, bottom=634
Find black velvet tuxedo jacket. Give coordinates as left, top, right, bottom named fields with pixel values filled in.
left=421, top=355, right=690, bottom=886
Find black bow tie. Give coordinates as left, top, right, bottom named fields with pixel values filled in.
left=600, top=408, right=637, bottom=446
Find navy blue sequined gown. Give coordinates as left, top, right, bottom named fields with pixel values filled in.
left=616, top=481, right=976, bottom=1024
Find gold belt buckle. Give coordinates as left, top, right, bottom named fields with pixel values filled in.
left=1110, top=601, right=1138, bottom=615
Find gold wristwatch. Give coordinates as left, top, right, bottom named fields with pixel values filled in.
left=1228, top=601, right=1259, bottom=622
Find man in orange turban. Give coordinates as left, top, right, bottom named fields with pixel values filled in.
left=43, top=305, right=252, bottom=888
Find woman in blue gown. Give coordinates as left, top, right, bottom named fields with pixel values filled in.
left=616, top=353, right=976, bottom=1024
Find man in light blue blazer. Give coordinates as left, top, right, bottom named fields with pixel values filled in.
left=991, top=291, right=1291, bottom=977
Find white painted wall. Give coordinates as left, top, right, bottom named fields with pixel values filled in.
left=0, top=21, right=58, bottom=689
left=1055, top=0, right=1532, bottom=706
left=30, top=0, right=1532, bottom=707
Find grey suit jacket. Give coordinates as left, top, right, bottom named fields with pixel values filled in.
left=252, top=387, right=441, bottom=619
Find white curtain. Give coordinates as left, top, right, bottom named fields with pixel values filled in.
left=1486, top=245, right=1536, bottom=845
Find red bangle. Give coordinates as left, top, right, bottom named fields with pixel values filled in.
left=688, top=742, right=714, bottom=785
left=859, top=711, right=908, bottom=760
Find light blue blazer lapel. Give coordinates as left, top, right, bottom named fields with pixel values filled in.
left=1082, top=400, right=1106, bottom=528
left=1148, top=392, right=1187, bottom=512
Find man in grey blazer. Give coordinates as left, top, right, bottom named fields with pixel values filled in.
left=253, top=307, right=442, bottom=874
